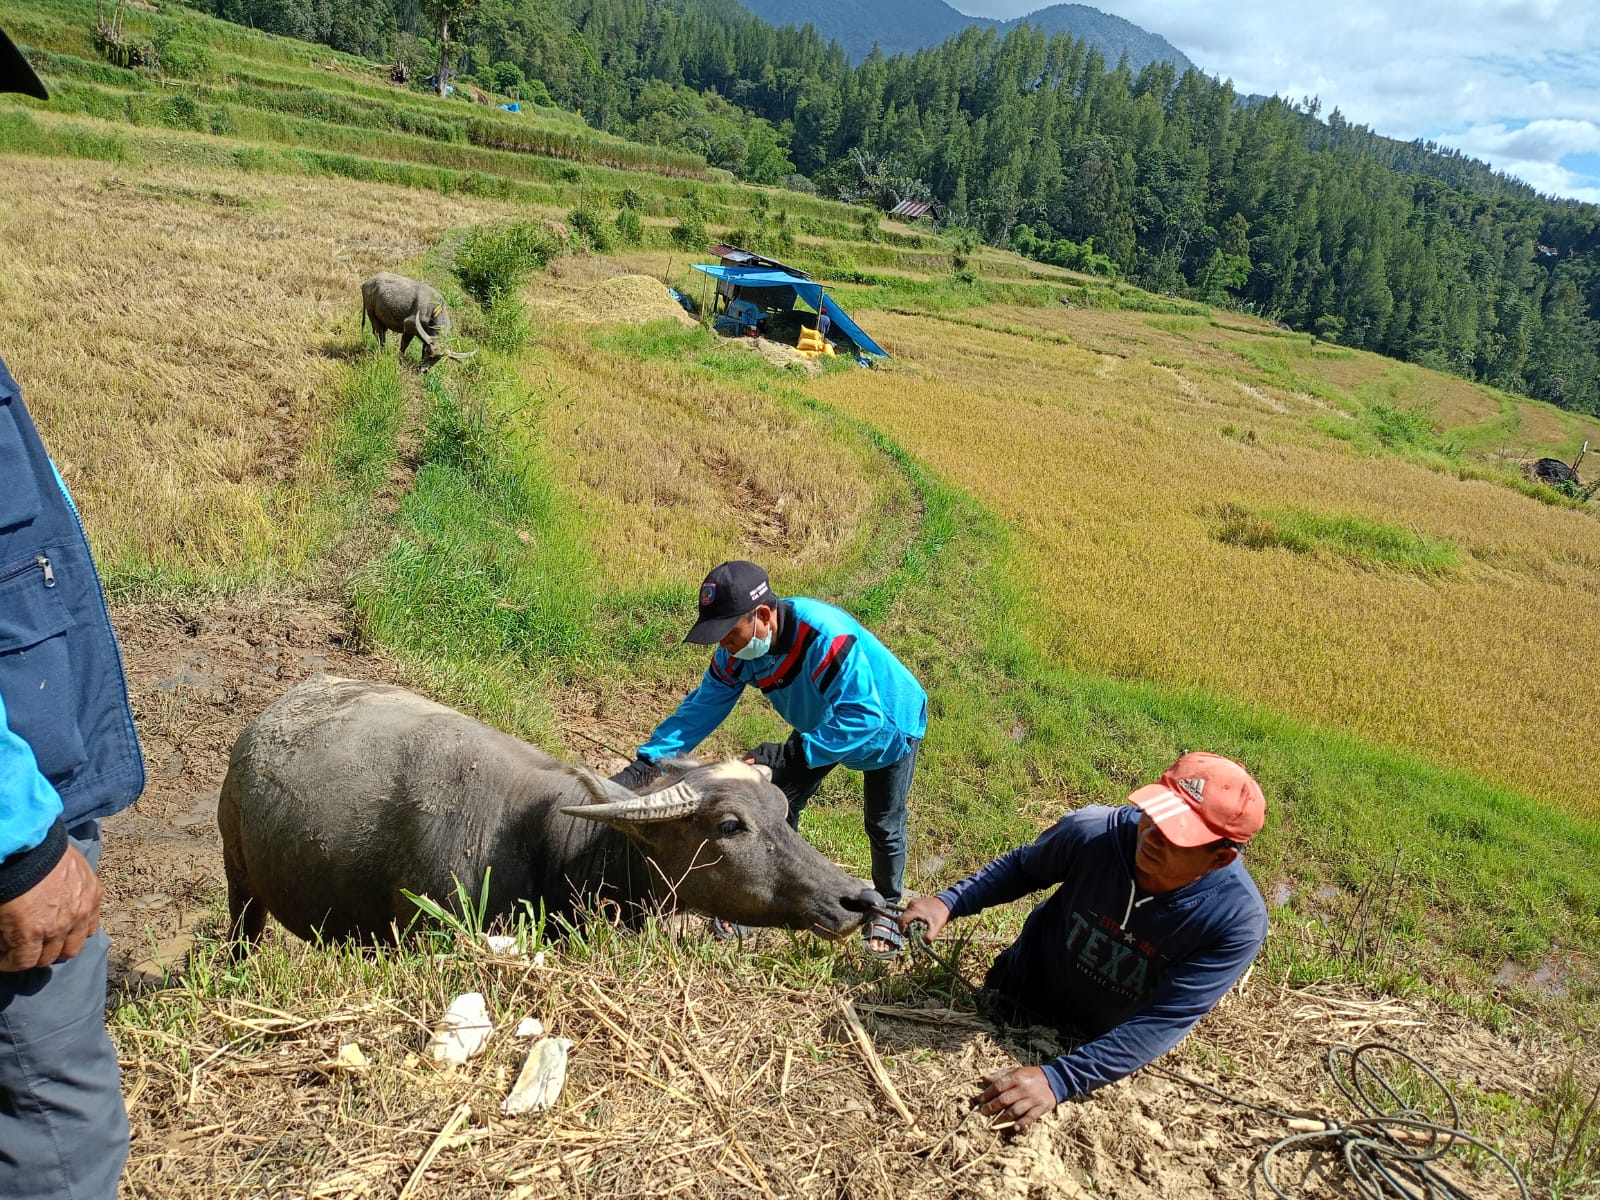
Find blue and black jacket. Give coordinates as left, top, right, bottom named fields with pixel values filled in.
left=0, top=356, right=145, bottom=903
left=639, top=597, right=927, bottom=771
left=939, top=804, right=1267, bottom=1103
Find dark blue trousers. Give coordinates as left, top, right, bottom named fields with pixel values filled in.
left=773, top=739, right=920, bottom=905
left=0, top=821, right=129, bottom=1200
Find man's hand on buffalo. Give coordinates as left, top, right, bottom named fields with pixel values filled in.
left=977, top=1065, right=1057, bottom=1131
left=0, top=844, right=103, bottom=972
left=609, top=757, right=659, bottom=792
left=743, top=730, right=805, bottom=775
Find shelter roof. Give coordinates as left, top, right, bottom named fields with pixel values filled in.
left=706, top=244, right=813, bottom=279
left=690, top=264, right=889, bottom=358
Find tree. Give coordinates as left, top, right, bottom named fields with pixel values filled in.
left=421, top=0, right=478, bottom=97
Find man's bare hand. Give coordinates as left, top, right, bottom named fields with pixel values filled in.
left=977, top=1065, right=1057, bottom=1131
left=0, top=845, right=102, bottom=972
left=896, top=895, right=951, bottom=941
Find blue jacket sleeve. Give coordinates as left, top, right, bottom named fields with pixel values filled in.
left=798, top=645, right=888, bottom=768
left=0, top=686, right=69, bottom=902
left=1038, top=923, right=1265, bottom=1102
left=937, top=815, right=1084, bottom=918
left=637, top=656, right=745, bottom=762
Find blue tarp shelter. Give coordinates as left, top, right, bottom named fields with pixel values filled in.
left=690, top=264, right=889, bottom=358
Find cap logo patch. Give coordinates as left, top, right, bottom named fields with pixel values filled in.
left=1178, top=778, right=1206, bottom=802
left=748, top=581, right=769, bottom=602
left=700, top=583, right=717, bottom=607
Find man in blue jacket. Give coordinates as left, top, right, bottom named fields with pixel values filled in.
left=612, top=560, right=927, bottom=957
left=898, top=752, right=1268, bottom=1130
left=1, top=38, right=148, bottom=1189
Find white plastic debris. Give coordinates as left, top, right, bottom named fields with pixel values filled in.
left=501, top=1036, right=573, bottom=1115
left=334, top=1042, right=368, bottom=1071
left=532, top=950, right=547, bottom=968
left=427, top=992, right=493, bottom=1066
left=484, top=935, right=520, bottom=955
left=513, top=1017, right=545, bottom=1039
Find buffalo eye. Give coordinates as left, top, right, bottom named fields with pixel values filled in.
left=718, top=818, right=745, bottom=837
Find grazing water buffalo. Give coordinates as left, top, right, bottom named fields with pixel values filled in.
left=219, top=676, right=882, bottom=943
left=359, top=272, right=474, bottom=370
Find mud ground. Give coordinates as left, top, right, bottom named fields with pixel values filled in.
left=101, top=595, right=384, bottom=979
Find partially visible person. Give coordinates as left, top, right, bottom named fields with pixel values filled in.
left=1, top=29, right=148, bottom=1199
left=898, top=752, right=1268, bottom=1130
left=816, top=302, right=832, bottom=340
left=611, top=561, right=926, bottom=957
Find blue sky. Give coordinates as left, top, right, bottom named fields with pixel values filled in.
left=953, top=1, right=1600, bottom=203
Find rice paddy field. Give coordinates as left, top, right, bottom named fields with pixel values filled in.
left=807, top=304, right=1600, bottom=805
left=5, top=3, right=1600, bottom=1195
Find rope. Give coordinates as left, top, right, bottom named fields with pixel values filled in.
left=1251, top=1043, right=1528, bottom=1200
left=881, top=908, right=1528, bottom=1198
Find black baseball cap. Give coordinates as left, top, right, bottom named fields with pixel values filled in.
left=1, top=29, right=49, bottom=101
left=686, top=560, right=775, bottom=644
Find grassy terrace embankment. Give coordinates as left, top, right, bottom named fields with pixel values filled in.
left=5, top=3, right=1600, bottom=1193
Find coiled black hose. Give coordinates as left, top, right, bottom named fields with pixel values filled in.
left=1161, top=1043, right=1528, bottom=1200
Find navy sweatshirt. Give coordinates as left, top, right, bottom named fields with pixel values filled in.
left=938, top=804, right=1267, bottom=1102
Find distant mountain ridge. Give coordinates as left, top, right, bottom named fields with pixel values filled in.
left=735, top=1, right=1195, bottom=72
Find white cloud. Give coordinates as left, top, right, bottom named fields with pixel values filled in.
left=953, top=2, right=1600, bottom=200
left=1452, top=119, right=1600, bottom=164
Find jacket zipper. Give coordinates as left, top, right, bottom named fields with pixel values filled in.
left=0, top=554, right=53, bottom=587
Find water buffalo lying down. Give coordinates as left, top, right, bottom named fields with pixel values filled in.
left=219, top=676, right=882, bottom=943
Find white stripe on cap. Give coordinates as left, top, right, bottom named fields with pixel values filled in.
left=1142, top=791, right=1194, bottom=820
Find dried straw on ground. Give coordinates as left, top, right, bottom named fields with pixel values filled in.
left=526, top=266, right=697, bottom=328
left=114, top=918, right=1559, bottom=1200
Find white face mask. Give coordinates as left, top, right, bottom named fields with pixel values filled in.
left=732, top=614, right=772, bottom=660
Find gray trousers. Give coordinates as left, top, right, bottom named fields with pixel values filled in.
left=0, top=821, right=129, bottom=1200
left=772, top=738, right=920, bottom=905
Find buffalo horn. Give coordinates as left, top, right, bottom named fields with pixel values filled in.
left=563, top=778, right=702, bottom=823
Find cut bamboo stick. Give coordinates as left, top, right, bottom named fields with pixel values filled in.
left=839, top=1000, right=917, bottom=1128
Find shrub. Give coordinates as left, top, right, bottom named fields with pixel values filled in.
left=158, top=92, right=205, bottom=132
left=487, top=62, right=526, bottom=96
left=453, top=221, right=561, bottom=309
left=670, top=212, right=707, bottom=250
left=568, top=204, right=615, bottom=253
left=160, top=41, right=211, bottom=79
left=613, top=208, right=644, bottom=247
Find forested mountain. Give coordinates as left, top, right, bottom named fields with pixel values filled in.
left=733, top=0, right=971, bottom=62
left=204, top=0, right=1600, bottom=414
left=995, top=6, right=1193, bottom=75
left=733, top=0, right=1194, bottom=71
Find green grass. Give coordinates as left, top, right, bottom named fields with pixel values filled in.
left=353, top=365, right=599, bottom=674
left=1209, top=503, right=1461, bottom=573
left=332, top=300, right=1600, bottom=1030
left=329, top=358, right=406, bottom=497
left=589, top=320, right=716, bottom=361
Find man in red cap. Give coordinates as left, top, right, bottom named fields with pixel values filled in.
left=897, top=752, right=1268, bottom=1130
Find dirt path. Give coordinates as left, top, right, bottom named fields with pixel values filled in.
left=101, top=595, right=385, bottom=979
